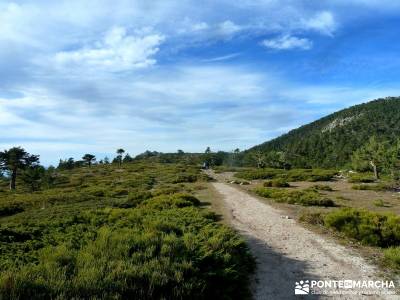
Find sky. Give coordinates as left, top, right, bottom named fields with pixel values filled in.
left=1, top=0, right=400, bottom=165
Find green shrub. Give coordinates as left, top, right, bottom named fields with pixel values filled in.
left=0, top=207, right=254, bottom=299
left=86, top=187, right=106, bottom=197
left=284, top=169, right=337, bottom=182
left=111, top=188, right=129, bottom=197
left=263, top=179, right=290, bottom=187
left=351, top=184, right=367, bottom=190
left=236, top=168, right=337, bottom=182
left=384, top=247, right=400, bottom=269
left=142, top=193, right=201, bottom=210
left=324, top=208, right=400, bottom=247
left=373, top=199, right=385, bottom=207
left=348, top=173, right=376, bottom=183
left=299, top=212, right=325, bottom=225
left=235, top=168, right=281, bottom=180
left=254, top=187, right=335, bottom=207
left=312, top=184, right=333, bottom=191
left=152, top=184, right=183, bottom=196
left=351, top=183, right=392, bottom=191
left=0, top=202, right=24, bottom=217
left=0, top=162, right=256, bottom=299
left=171, top=173, right=197, bottom=183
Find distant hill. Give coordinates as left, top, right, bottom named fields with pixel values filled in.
left=246, top=97, right=400, bottom=168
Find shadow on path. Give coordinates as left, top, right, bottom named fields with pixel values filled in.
left=244, top=234, right=323, bottom=300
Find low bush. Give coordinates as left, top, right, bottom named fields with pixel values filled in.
left=236, top=168, right=337, bottom=182
left=235, top=168, right=281, bottom=180
left=0, top=202, right=24, bottom=217
left=263, top=179, right=290, bottom=188
left=111, top=188, right=130, bottom=197
left=348, top=173, right=376, bottom=183
left=284, top=169, right=337, bottom=182
left=171, top=173, right=198, bottom=183
left=384, top=247, right=400, bottom=269
left=299, top=212, right=324, bottom=225
left=311, top=184, right=333, bottom=191
left=85, top=187, right=107, bottom=197
left=324, top=208, right=400, bottom=247
left=254, top=187, right=335, bottom=207
left=373, top=199, right=385, bottom=207
left=0, top=207, right=255, bottom=299
left=142, top=193, right=201, bottom=210
left=152, top=184, right=184, bottom=196
left=0, top=162, right=255, bottom=299
left=351, top=183, right=392, bottom=191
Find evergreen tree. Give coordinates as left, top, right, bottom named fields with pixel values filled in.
left=82, top=154, right=96, bottom=167
left=116, top=149, right=125, bottom=166
left=123, top=153, right=134, bottom=163
left=351, top=136, right=388, bottom=179
left=21, top=165, right=46, bottom=191
left=0, top=147, right=40, bottom=190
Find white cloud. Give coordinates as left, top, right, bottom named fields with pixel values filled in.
left=192, top=22, right=209, bottom=31
left=217, top=20, right=242, bottom=36
left=54, top=26, right=165, bottom=72
left=261, top=35, right=313, bottom=50
left=202, top=53, right=241, bottom=62
left=2, top=61, right=399, bottom=165
left=2, top=0, right=400, bottom=165
left=302, top=11, right=336, bottom=36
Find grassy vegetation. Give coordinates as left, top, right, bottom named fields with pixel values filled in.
left=384, top=247, right=400, bottom=270
left=0, top=162, right=255, bottom=299
left=373, top=199, right=392, bottom=207
left=351, top=182, right=394, bottom=191
left=324, top=208, right=400, bottom=247
left=236, top=168, right=338, bottom=182
left=254, top=187, right=335, bottom=207
left=300, top=208, right=400, bottom=270
left=348, top=173, right=376, bottom=183
left=311, top=184, right=333, bottom=191
left=263, top=179, right=290, bottom=188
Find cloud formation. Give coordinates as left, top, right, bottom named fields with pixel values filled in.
left=54, top=27, right=165, bottom=72
left=302, top=11, right=337, bottom=36
left=261, top=35, right=313, bottom=50
left=0, top=0, right=399, bottom=164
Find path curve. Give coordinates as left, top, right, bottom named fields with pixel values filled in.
left=212, top=182, right=396, bottom=299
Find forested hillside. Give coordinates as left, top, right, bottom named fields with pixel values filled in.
left=246, top=97, right=400, bottom=168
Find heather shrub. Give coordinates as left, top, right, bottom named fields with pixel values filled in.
left=324, top=208, right=400, bottom=247
left=254, top=187, right=335, bottom=207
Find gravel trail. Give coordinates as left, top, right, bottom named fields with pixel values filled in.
left=212, top=182, right=396, bottom=299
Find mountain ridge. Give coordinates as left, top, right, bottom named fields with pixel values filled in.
left=246, top=97, right=400, bottom=168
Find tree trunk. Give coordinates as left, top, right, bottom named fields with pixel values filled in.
left=370, top=161, right=379, bottom=180
left=10, top=168, right=17, bottom=190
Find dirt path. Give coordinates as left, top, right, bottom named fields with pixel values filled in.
left=212, top=181, right=397, bottom=299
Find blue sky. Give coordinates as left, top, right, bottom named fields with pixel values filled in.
left=1, top=0, right=400, bottom=165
